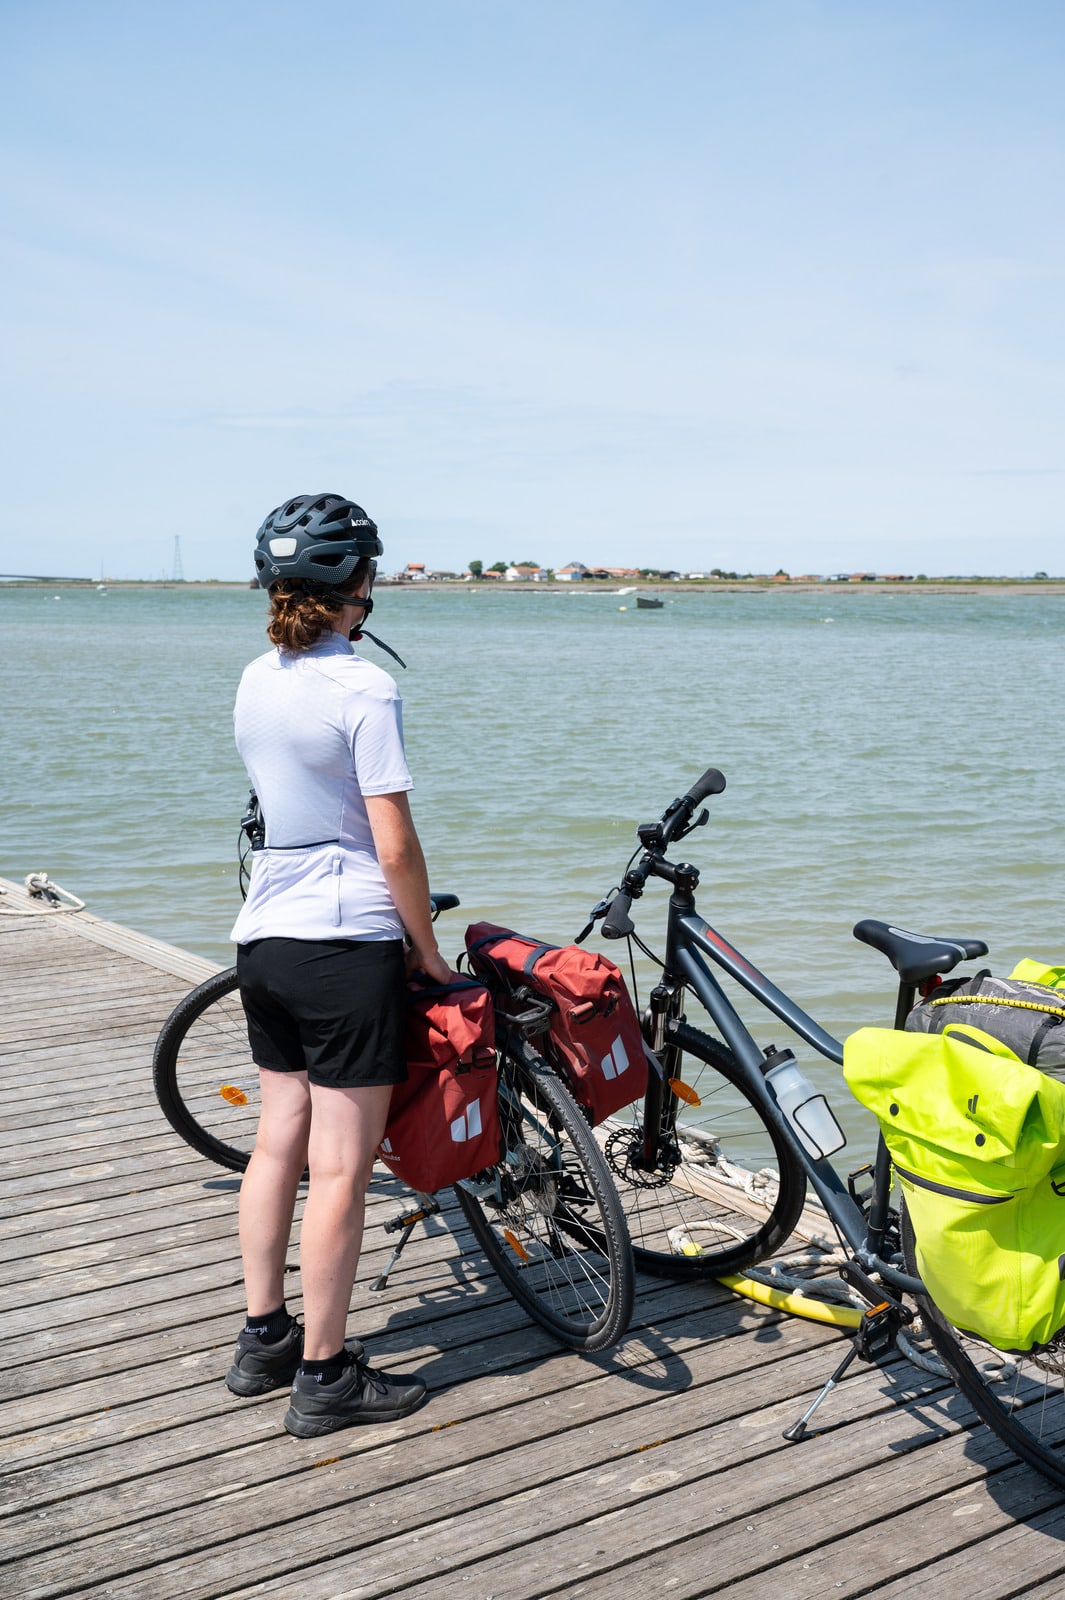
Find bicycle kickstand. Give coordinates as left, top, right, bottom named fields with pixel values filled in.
left=371, top=1192, right=440, bottom=1292
left=783, top=1280, right=910, bottom=1444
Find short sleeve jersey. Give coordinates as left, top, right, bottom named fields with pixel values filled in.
left=229, top=631, right=412, bottom=944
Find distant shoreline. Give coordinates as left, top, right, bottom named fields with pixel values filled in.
left=6, top=578, right=1065, bottom=597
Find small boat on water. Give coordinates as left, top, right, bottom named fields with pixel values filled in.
left=636, top=594, right=664, bottom=609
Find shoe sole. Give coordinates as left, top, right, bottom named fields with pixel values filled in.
left=226, top=1365, right=299, bottom=1397
left=282, top=1389, right=427, bottom=1438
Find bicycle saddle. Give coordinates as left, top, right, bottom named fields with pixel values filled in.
left=853, top=919, right=988, bottom=984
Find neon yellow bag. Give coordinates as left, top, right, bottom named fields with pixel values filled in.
left=1010, top=959, right=1065, bottom=990
left=844, top=1022, right=1065, bottom=1351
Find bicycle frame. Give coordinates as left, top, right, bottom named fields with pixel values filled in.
left=658, top=887, right=923, bottom=1298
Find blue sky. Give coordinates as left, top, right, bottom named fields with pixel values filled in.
left=3, top=1, right=1063, bottom=580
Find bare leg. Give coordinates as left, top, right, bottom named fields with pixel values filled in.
left=299, top=1082, right=393, bottom=1360
left=238, top=1069, right=311, bottom=1317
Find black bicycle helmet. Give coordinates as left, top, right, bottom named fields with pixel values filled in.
left=253, top=493, right=383, bottom=590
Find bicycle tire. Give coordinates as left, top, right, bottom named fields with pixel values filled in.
left=901, top=1203, right=1065, bottom=1489
left=596, top=1020, right=807, bottom=1278
left=454, top=1043, right=635, bottom=1351
left=153, top=967, right=257, bottom=1172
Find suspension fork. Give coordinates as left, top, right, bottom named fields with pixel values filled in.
left=642, top=979, right=684, bottom=1165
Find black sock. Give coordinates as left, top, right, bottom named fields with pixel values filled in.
left=300, top=1348, right=348, bottom=1385
left=243, top=1304, right=291, bottom=1341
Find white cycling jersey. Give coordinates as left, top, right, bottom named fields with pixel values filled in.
left=229, top=630, right=412, bottom=944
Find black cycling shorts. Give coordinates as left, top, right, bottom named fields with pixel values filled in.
left=236, top=937, right=407, bottom=1089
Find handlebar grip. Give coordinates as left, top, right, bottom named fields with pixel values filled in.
left=429, top=892, right=460, bottom=915
left=602, top=891, right=635, bottom=940
left=685, top=767, right=726, bottom=806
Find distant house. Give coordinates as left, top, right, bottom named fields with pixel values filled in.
left=557, top=562, right=588, bottom=581
left=404, top=563, right=428, bottom=581
left=505, top=564, right=548, bottom=581
left=850, top=572, right=878, bottom=583
left=601, top=566, right=640, bottom=579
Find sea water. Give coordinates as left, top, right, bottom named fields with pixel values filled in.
left=3, top=580, right=1063, bottom=1155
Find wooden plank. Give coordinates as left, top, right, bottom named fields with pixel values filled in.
left=1, top=904, right=1062, bottom=1600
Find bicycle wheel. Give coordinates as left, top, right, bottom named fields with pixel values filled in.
left=453, top=1044, right=634, bottom=1351
left=153, top=967, right=258, bottom=1172
left=901, top=1204, right=1065, bottom=1488
left=597, top=1019, right=807, bottom=1278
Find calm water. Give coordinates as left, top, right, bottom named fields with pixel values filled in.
left=3, top=581, right=1063, bottom=1158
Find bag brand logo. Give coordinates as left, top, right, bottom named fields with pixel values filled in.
left=601, top=1035, right=631, bottom=1081
left=967, top=1094, right=979, bottom=1115
left=450, top=1100, right=483, bottom=1143
left=1051, top=1179, right=1065, bottom=1198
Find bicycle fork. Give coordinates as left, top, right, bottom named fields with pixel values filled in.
left=641, top=981, right=685, bottom=1165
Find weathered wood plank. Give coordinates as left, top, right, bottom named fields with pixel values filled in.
left=2, top=902, right=1062, bottom=1600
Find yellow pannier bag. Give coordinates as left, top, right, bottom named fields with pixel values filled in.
left=1010, top=959, right=1065, bottom=990
left=844, top=1022, right=1065, bottom=1352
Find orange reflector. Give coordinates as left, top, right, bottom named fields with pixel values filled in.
left=503, top=1229, right=530, bottom=1263
left=219, top=1084, right=248, bottom=1106
left=668, top=1078, right=702, bottom=1106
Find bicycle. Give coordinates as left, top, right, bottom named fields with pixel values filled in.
left=151, top=894, right=634, bottom=1352
left=576, top=763, right=1065, bottom=1488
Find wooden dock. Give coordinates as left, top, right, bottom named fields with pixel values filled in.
left=3, top=875, right=1065, bottom=1599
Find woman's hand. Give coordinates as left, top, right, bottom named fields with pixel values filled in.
left=405, top=944, right=453, bottom=986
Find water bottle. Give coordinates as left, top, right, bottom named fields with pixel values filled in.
left=763, top=1047, right=846, bottom=1160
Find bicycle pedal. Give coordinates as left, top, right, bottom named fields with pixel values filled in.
left=846, top=1164, right=874, bottom=1210
left=383, top=1196, right=440, bottom=1235
left=838, top=1260, right=913, bottom=1324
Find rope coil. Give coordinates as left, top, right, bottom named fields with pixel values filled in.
left=0, top=874, right=86, bottom=915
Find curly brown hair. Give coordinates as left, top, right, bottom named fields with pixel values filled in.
left=266, top=558, right=374, bottom=652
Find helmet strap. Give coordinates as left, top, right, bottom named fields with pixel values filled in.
left=353, top=627, right=407, bottom=669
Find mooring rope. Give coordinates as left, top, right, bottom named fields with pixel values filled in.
left=0, top=874, right=87, bottom=915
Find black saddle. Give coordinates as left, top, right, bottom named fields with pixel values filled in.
left=853, top=918, right=988, bottom=985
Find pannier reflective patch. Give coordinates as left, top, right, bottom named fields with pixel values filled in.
left=450, top=1100, right=483, bottom=1143
left=601, top=1036, right=630, bottom=1081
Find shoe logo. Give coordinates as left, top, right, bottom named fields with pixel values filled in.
left=967, top=1094, right=979, bottom=1116
left=601, top=1035, right=630, bottom=1081
left=450, top=1099, right=483, bottom=1143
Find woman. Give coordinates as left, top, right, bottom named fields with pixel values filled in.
left=224, top=493, right=450, bottom=1439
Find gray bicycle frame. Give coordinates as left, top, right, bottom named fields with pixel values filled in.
left=665, top=908, right=922, bottom=1295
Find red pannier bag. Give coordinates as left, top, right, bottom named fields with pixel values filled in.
left=378, top=974, right=500, bottom=1193
left=465, top=922, right=648, bottom=1125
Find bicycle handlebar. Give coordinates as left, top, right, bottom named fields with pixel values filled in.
left=660, top=767, right=726, bottom=846
left=601, top=890, right=635, bottom=940
left=596, top=767, right=726, bottom=939
left=685, top=766, right=727, bottom=807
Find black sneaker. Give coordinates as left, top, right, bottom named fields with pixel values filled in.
left=283, top=1341, right=427, bottom=1438
left=226, top=1317, right=304, bottom=1397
